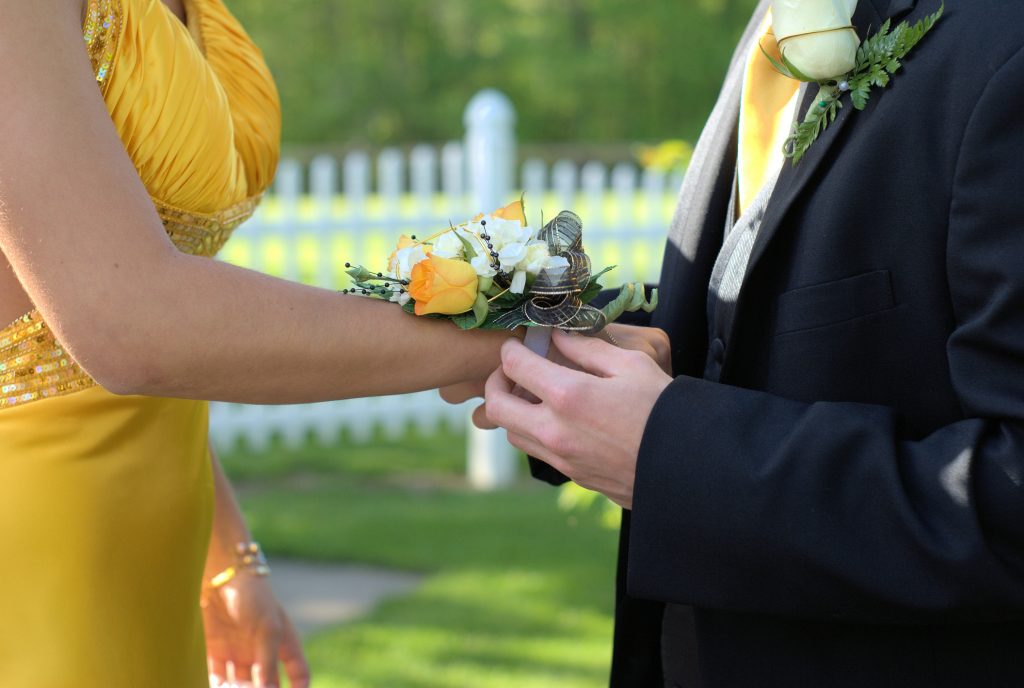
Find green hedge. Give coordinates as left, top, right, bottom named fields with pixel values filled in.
left=229, top=0, right=759, bottom=145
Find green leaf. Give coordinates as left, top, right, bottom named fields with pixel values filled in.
left=579, top=281, right=603, bottom=305
left=451, top=312, right=478, bottom=330
left=489, top=291, right=525, bottom=309
left=454, top=230, right=478, bottom=260
left=780, top=54, right=817, bottom=83
left=759, top=41, right=794, bottom=80
left=471, top=293, right=489, bottom=328
left=480, top=310, right=532, bottom=331
left=346, top=265, right=378, bottom=282
left=588, top=265, right=617, bottom=285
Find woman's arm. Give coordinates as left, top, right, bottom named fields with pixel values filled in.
left=204, top=450, right=258, bottom=582
left=202, top=448, right=311, bottom=688
left=0, top=0, right=513, bottom=403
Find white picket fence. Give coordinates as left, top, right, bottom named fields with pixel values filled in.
left=209, top=90, right=679, bottom=480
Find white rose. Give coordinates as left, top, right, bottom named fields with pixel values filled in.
left=484, top=216, right=534, bottom=252
left=433, top=228, right=481, bottom=260
left=431, top=230, right=467, bottom=259
left=520, top=241, right=552, bottom=275
left=498, top=243, right=529, bottom=272
left=470, top=255, right=497, bottom=278
left=773, top=0, right=860, bottom=81
left=388, top=245, right=429, bottom=281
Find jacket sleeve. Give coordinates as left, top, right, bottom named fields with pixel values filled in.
left=626, top=46, right=1024, bottom=622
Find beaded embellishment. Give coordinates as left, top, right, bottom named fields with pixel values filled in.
left=159, top=196, right=261, bottom=257
left=0, top=313, right=95, bottom=409
left=0, top=197, right=260, bottom=409
left=83, top=0, right=122, bottom=87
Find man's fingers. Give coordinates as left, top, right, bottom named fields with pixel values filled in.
left=484, top=365, right=547, bottom=434
left=507, top=430, right=571, bottom=476
left=439, top=380, right=485, bottom=404
left=500, top=337, right=584, bottom=402
left=279, top=616, right=312, bottom=688
left=551, top=329, right=626, bottom=378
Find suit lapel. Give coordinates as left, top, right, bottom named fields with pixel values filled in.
left=665, top=0, right=771, bottom=255
left=740, top=0, right=891, bottom=280
left=657, top=0, right=771, bottom=375
left=887, top=0, right=919, bottom=22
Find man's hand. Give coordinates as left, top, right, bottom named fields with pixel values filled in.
left=439, top=324, right=671, bottom=429
left=483, top=329, right=672, bottom=509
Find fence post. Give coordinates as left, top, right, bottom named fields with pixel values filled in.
left=464, top=89, right=519, bottom=491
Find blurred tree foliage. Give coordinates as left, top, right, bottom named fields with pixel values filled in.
left=229, top=0, right=759, bottom=145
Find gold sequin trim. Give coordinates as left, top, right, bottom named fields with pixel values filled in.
left=0, top=195, right=262, bottom=409
left=157, top=195, right=261, bottom=257
left=83, top=0, right=122, bottom=88
left=0, top=312, right=95, bottom=409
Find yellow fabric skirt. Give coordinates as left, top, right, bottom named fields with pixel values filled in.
left=0, top=387, right=213, bottom=686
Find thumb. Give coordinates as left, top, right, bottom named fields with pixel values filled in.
left=551, top=329, right=623, bottom=377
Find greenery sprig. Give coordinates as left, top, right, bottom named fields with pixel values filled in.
left=767, top=3, right=944, bottom=164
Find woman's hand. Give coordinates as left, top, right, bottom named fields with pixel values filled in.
left=440, top=324, right=672, bottom=428
left=202, top=573, right=310, bottom=688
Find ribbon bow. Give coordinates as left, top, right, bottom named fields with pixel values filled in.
left=495, top=211, right=607, bottom=334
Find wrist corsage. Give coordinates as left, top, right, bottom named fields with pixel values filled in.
left=343, top=199, right=657, bottom=340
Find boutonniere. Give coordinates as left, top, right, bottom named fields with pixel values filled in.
left=763, top=0, right=945, bottom=164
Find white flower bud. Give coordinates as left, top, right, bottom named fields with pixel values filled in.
left=773, top=0, right=860, bottom=81
left=510, top=270, right=528, bottom=295
left=432, top=230, right=467, bottom=259
left=471, top=255, right=497, bottom=278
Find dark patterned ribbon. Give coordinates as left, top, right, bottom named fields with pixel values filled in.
left=495, top=211, right=606, bottom=334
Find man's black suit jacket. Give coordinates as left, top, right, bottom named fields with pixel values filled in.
left=534, top=0, right=1024, bottom=685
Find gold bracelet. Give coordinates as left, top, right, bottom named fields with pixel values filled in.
left=207, top=541, right=271, bottom=589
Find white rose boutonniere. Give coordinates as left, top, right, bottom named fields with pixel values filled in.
left=765, top=1, right=945, bottom=163
left=773, top=0, right=860, bottom=81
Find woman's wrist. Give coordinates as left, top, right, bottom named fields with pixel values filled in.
left=203, top=541, right=271, bottom=598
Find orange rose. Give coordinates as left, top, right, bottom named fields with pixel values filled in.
left=408, top=255, right=480, bottom=316
left=474, top=199, right=527, bottom=226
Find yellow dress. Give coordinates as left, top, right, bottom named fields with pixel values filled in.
left=0, top=0, right=280, bottom=684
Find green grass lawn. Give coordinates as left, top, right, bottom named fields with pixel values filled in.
left=222, top=432, right=620, bottom=688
